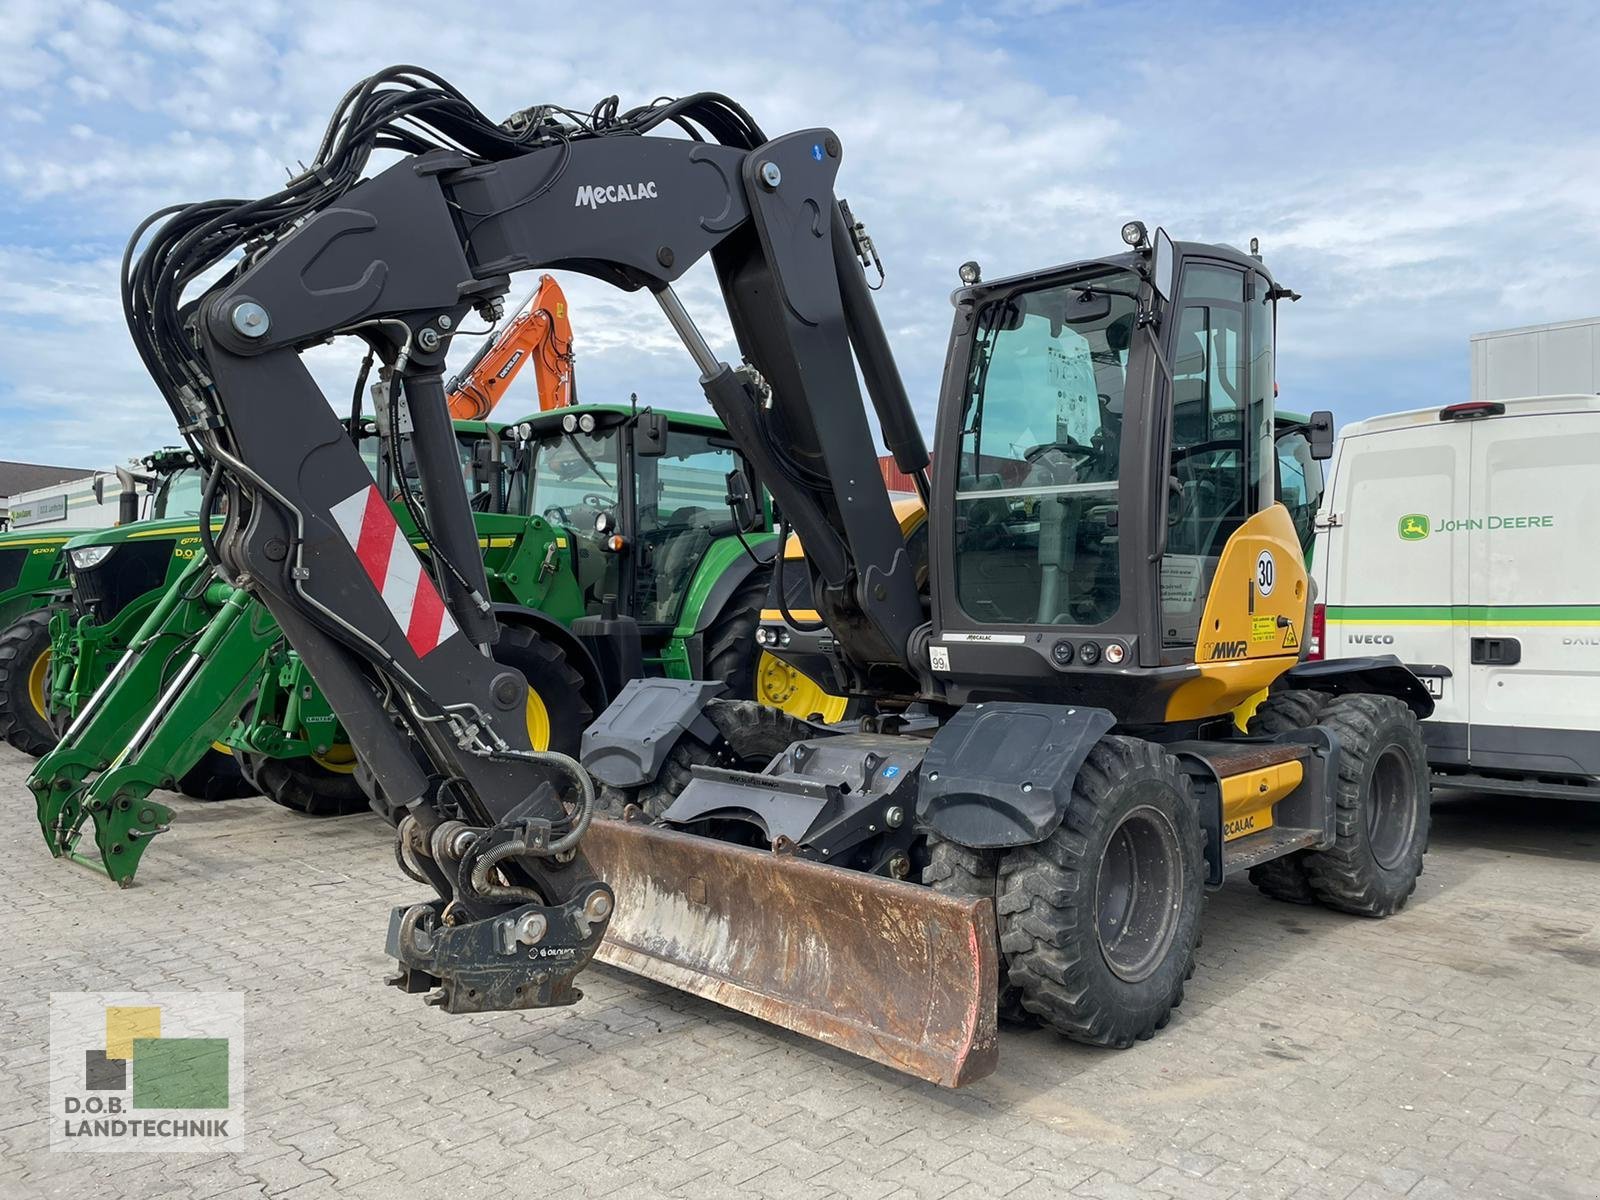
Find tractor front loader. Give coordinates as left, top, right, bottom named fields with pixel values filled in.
left=114, top=68, right=1432, bottom=1085
left=31, top=403, right=791, bottom=884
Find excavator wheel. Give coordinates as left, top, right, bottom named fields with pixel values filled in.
left=922, top=837, right=1036, bottom=1027
left=1298, top=694, right=1429, bottom=917
left=996, top=735, right=1204, bottom=1047
left=700, top=564, right=772, bottom=701
left=600, top=699, right=811, bottom=820
left=1243, top=690, right=1332, bottom=905
left=176, top=746, right=258, bottom=802
left=0, top=607, right=64, bottom=758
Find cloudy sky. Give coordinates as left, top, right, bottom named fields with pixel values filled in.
left=2, top=0, right=1597, bottom=469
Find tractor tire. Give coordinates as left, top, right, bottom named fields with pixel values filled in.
left=238, top=751, right=369, bottom=816
left=1299, top=694, right=1429, bottom=917
left=176, top=747, right=258, bottom=802
left=996, top=735, right=1205, bottom=1047
left=492, top=622, right=590, bottom=757
left=0, top=608, right=63, bottom=757
left=600, top=699, right=810, bottom=820
left=922, top=837, right=1035, bottom=1027
left=1243, top=690, right=1332, bottom=906
left=700, top=563, right=772, bottom=701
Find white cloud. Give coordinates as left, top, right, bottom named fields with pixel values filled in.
left=1, top=0, right=1598, bottom=471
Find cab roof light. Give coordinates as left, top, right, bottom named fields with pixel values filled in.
left=1439, top=401, right=1505, bottom=422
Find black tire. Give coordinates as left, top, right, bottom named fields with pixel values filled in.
left=922, top=837, right=1036, bottom=1027
left=600, top=698, right=810, bottom=820
left=1300, top=694, right=1429, bottom=917
left=0, top=607, right=63, bottom=757
left=700, top=564, right=772, bottom=701
left=238, top=751, right=369, bottom=816
left=494, top=623, right=590, bottom=757
left=996, top=736, right=1205, bottom=1047
left=1243, top=690, right=1332, bottom=906
left=175, top=747, right=258, bottom=801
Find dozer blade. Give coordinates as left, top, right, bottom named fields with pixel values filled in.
left=582, top=818, right=1000, bottom=1087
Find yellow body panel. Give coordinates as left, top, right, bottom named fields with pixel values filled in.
left=1165, top=504, right=1308, bottom=723
left=1219, top=758, right=1303, bottom=841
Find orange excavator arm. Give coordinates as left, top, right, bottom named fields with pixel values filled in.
left=445, top=274, right=574, bottom=419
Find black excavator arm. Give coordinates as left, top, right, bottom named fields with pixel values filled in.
left=125, top=68, right=928, bottom=1012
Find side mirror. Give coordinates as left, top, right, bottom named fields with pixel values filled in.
left=93, top=475, right=107, bottom=505
left=725, top=467, right=759, bottom=531
left=469, top=438, right=496, bottom=485
left=1307, top=410, right=1335, bottom=461
left=1152, top=227, right=1176, bottom=303
left=634, top=411, right=669, bottom=457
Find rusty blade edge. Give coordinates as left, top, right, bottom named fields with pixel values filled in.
left=583, top=818, right=1001, bottom=1088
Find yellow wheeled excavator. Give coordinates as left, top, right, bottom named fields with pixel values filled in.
left=119, top=66, right=1431, bottom=1088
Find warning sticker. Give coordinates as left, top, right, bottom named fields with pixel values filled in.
left=1281, top=622, right=1300, bottom=650
left=1251, top=616, right=1277, bottom=643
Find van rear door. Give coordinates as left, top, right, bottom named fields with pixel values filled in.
left=1322, top=417, right=1471, bottom=760
left=1465, top=404, right=1600, bottom=779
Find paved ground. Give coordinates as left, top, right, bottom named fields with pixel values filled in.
left=2, top=743, right=1598, bottom=1200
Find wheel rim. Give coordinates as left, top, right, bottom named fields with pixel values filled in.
left=756, top=652, right=848, bottom=723
left=311, top=743, right=358, bottom=774
left=1095, top=803, right=1185, bottom=983
left=526, top=687, right=551, bottom=750
left=1365, top=744, right=1417, bottom=870
left=26, top=648, right=51, bottom=721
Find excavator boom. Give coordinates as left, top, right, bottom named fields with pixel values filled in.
left=119, top=68, right=947, bottom=1035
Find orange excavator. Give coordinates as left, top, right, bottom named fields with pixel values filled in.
left=445, top=274, right=574, bottom=418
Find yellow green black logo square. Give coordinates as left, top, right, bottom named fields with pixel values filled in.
left=1398, top=514, right=1430, bottom=541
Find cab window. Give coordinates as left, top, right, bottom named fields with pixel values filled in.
left=952, top=271, right=1136, bottom=627
left=635, top=430, right=741, bottom=625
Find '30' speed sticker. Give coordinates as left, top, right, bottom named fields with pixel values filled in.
left=1255, top=550, right=1276, bottom=597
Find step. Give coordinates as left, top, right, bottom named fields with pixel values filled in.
left=1221, top=825, right=1320, bottom=875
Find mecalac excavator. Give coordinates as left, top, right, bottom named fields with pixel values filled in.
left=124, top=67, right=1431, bottom=1086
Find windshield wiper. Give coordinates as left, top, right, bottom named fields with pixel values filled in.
left=563, top=431, right=611, bottom=488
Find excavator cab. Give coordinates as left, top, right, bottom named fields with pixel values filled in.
left=927, top=234, right=1309, bottom=723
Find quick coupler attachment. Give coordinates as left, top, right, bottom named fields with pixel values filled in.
left=385, top=885, right=613, bottom=1013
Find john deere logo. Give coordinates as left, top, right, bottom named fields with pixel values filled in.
left=1399, top=514, right=1430, bottom=541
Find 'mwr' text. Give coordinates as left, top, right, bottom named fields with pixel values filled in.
left=574, top=181, right=659, bottom=209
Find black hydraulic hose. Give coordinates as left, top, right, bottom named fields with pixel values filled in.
left=772, top=519, right=826, bottom=633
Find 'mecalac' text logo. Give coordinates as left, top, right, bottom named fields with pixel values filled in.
left=574, top=181, right=659, bottom=209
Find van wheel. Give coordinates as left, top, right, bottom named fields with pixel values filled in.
left=0, top=608, right=63, bottom=757
left=923, top=838, right=1035, bottom=1026
left=996, top=736, right=1204, bottom=1046
left=1243, top=690, right=1330, bottom=905
left=1302, top=695, right=1430, bottom=917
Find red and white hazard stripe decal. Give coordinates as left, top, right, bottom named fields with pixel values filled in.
left=328, top=485, right=459, bottom=658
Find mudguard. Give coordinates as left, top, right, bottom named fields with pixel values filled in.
left=580, top=677, right=725, bottom=788
left=918, top=701, right=1116, bottom=849
left=1280, top=655, right=1435, bottom=718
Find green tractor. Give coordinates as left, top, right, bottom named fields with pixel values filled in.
left=0, top=528, right=81, bottom=755
left=0, top=450, right=202, bottom=756
left=32, top=402, right=785, bottom=885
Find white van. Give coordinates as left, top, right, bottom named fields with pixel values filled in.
left=1310, top=394, right=1600, bottom=799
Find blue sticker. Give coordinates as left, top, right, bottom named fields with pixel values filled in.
left=812, top=143, right=824, bottom=161
left=881, top=764, right=902, bottom=779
